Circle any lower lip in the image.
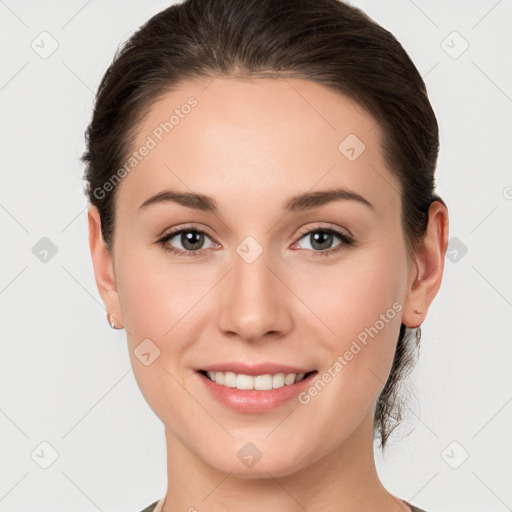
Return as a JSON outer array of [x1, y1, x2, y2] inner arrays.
[[196, 370, 318, 413]]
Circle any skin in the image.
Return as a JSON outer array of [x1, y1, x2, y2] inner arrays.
[[88, 77, 449, 512]]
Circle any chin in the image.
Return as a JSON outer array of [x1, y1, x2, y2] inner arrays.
[[206, 450, 309, 479]]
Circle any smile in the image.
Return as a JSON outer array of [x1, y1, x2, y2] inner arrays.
[[199, 370, 316, 390]]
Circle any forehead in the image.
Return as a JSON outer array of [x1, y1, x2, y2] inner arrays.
[[117, 76, 400, 219]]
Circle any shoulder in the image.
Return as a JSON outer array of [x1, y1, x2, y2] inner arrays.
[[138, 500, 160, 512]]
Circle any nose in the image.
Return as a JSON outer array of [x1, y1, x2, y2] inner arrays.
[[216, 248, 294, 343]]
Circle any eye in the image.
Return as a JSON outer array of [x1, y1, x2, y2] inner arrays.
[[158, 224, 354, 258], [158, 225, 218, 257], [293, 227, 354, 258]]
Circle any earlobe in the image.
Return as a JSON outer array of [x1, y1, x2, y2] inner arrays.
[[402, 200, 449, 328], [87, 205, 124, 328]]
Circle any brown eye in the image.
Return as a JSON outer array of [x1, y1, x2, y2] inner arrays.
[[294, 227, 354, 258], [159, 227, 217, 257], [174, 230, 206, 251], [302, 230, 336, 251]]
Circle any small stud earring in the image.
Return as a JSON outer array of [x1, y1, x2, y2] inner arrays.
[[107, 312, 120, 329], [414, 309, 423, 315]]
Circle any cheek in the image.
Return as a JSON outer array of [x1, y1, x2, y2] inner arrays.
[[114, 241, 186, 336], [301, 278, 403, 432], [114, 245, 208, 377], [114, 250, 197, 418], [302, 246, 405, 342], [305, 240, 406, 392]]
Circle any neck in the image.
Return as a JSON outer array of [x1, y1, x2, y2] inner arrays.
[[161, 409, 410, 512]]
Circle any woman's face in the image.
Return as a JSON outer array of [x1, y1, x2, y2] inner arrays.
[[90, 77, 426, 476]]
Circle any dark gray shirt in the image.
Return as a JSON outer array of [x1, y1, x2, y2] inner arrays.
[[139, 499, 429, 511]]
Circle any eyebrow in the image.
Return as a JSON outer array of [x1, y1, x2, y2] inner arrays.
[[138, 187, 375, 214]]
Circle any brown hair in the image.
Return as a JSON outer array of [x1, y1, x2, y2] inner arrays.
[[81, 0, 445, 449]]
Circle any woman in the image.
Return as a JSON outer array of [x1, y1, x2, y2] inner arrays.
[[83, 0, 449, 510]]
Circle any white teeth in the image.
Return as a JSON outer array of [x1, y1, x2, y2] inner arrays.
[[284, 373, 296, 385], [237, 374, 254, 390], [205, 371, 308, 390], [271, 373, 285, 389], [224, 371, 237, 387]]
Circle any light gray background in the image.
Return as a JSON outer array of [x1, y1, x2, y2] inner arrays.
[[1, 1, 511, 511]]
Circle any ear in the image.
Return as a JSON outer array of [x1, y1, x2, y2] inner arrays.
[[402, 200, 449, 328], [88, 205, 124, 328]]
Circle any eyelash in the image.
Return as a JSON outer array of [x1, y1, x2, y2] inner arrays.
[[157, 224, 354, 259]]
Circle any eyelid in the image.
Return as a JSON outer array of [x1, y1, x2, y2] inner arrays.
[[158, 222, 354, 257], [296, 223, 353, 239], [159, 222, 215, 239], [157, 223, 219, 257]]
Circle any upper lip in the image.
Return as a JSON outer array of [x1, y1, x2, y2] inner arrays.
[[198, 362, 316, 376]]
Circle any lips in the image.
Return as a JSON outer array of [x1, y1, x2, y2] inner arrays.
[[197, 367, 319, 413], [198, 362, 315, 376]]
